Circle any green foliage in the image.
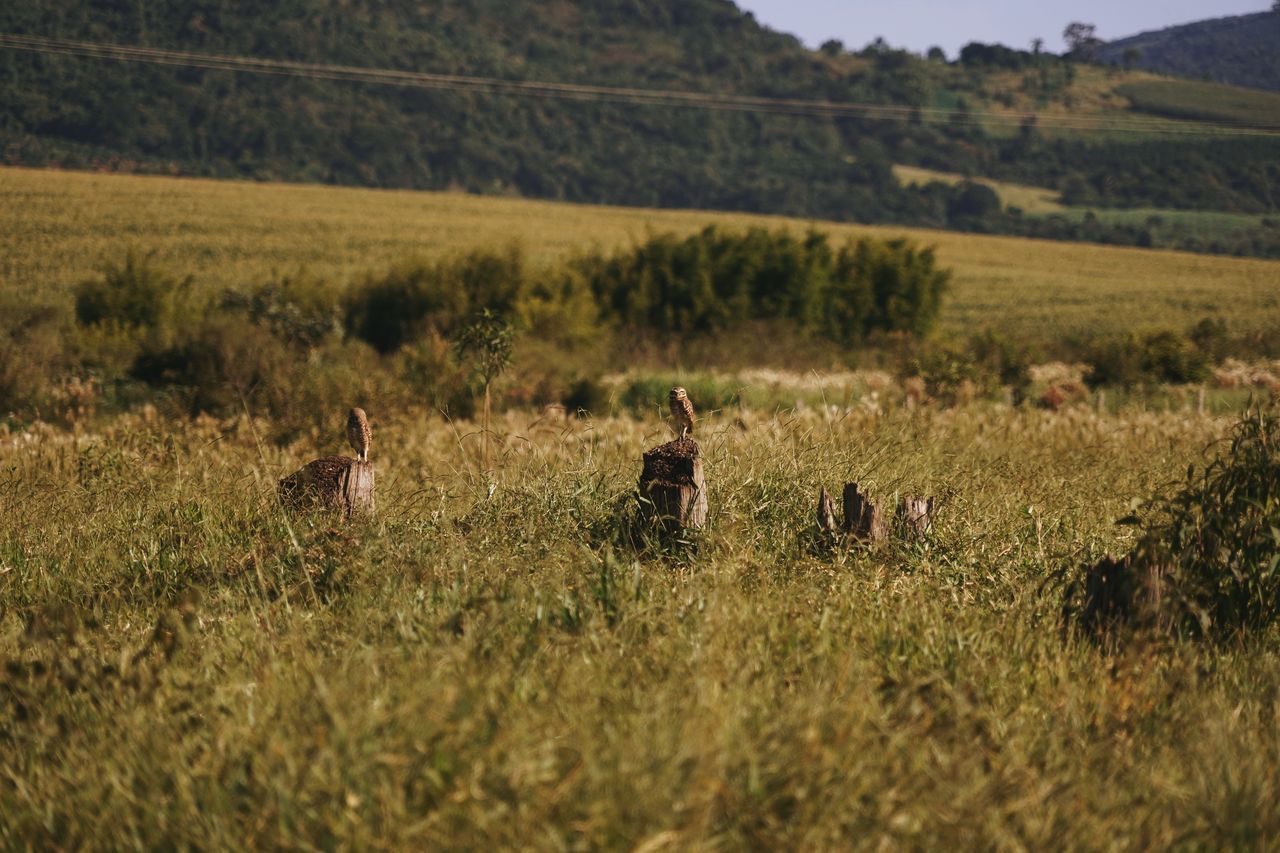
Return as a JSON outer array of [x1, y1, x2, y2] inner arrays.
[[1085, 329, 1211, 388], [345, 249, 523, 354], [0, 304, 73, 417], [129, 318, 291, 416], [947, 182, 1002, 220], [585, 227, 950, 344], [1097, 12, 1280, 93], [73, 251, 195, 348], [220, 273, 345, 350], [454, 309, 515, 388], [1065, 405, 1280, 640], [905, 331, 1034, 404]]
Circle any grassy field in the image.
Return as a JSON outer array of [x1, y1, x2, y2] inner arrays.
[[5, 397, 1280, 847], [974, 67, 1229, 140], [4, 163, 1280, 847], [4, 166, 1280, 346], [891, 163, 1279, 240], [1117, 79, 1280, 129], [892, 164, 1068, 214]]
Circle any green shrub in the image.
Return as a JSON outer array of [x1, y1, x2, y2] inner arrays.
[[563, 377, 611, 418], [73, 252, 196, 348], [129, 318, 292, 416], [583, 227, 949, 346], [1187, 317, 1230, 362], [398, 334, 474, 419], [905, 331, 1035, 404], [0, 304, 72, 417], [1064, 405, 1280, 641], [1085, 330, 1210, 388], [345, 248, 524, 354], [220, 272, 345, 350], [947, 181, 1002, 221]]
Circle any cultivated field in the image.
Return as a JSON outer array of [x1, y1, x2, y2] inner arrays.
[[4, 166, 1280, 345]]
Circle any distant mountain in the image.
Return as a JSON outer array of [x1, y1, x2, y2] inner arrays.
[[1098, 12, 1280, 93]]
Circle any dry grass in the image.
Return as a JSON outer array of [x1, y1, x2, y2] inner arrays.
[[892, 164, 1067, 214], [4, 166, 1280, 346], [3, 398, 1279, 847]]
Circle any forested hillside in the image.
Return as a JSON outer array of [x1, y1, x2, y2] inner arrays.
[[1, 1, 1278, 243], [1098, 12, 1280, 94]]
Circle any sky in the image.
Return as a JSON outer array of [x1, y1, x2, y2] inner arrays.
[[734, 1, 1270, 57]]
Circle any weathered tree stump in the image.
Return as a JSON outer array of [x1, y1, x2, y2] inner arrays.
[[816, 486, 838, 534], [814, 483, 934, 549], [638, 438, 708, 533], [1067, 553, 1169, 641], [278, 457, 376, 520], [842, 482, 887, 544], [896, 495, 935, 542]]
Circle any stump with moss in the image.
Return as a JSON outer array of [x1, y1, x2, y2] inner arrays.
[[278, 457, 376, 520], [638, 438, 708, 533]]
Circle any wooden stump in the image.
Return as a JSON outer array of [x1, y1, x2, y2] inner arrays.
[[816, 486, 838, 534], [842, 482, 887, 544], [815, 483, 934, 549], [278, 457, 375, 520], [896, 495, 934, 541], [1069, 553, 1169, 640], [638, 438, 708, 533]]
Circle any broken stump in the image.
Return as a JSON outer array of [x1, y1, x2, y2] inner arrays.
[[842, 482, 887, 544], [896, 495, 935, 542], [278, 457, 376, 520], [814, 483, 935, 549], [638, 438, 708, 533], [816, 486, 838, 534], [1066, 552, 1169, 641]]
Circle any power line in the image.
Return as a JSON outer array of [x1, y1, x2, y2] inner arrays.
[[2, 32, 1279, 137]]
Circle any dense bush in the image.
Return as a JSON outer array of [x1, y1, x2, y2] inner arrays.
[[1085, 329, 1211, 388], [344, 248, 523, 354], [583, 227, 949, 345], [1064, 405, 1280, 641], [220, 273, 345, 350], [947, 182, 1002, 222], [905, 330, 1035, 404], [0, 304, 73, 418], [73, 252, 196, 349]]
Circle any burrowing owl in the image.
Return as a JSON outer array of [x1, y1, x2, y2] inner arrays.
[[347, 407, 371, 461], [668, 386, 695, 440]]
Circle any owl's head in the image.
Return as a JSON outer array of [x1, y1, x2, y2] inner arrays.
[[348, 407, 369, 428], [669, 386, 688, 401]]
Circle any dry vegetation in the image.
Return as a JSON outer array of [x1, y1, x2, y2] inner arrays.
[[5, 396, 1280, 847], [4, 166, 1280, 847]]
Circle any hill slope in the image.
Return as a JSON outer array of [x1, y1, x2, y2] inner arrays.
[[0, 1, 1277, 232], [1099, 12, 1280, 93]]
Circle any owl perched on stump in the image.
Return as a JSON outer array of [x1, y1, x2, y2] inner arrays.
[[668, 386, 695, 440], [278, 407, 375, 519], [347, 407, 371, 461]]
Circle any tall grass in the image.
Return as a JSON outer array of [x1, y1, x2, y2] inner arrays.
[[2, 401, 1279, 847]]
